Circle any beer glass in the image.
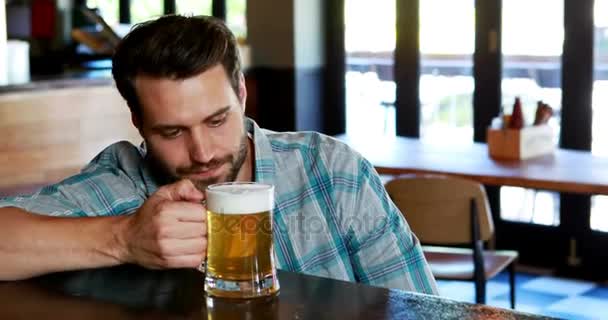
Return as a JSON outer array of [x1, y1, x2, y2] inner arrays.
[[204, 182, 279, 298]]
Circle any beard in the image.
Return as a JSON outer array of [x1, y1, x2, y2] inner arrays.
[[145, 132, 249, 192]]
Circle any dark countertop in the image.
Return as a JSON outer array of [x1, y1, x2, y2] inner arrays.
[[0, 69, 113, 94], [0, 265, 555, 320]]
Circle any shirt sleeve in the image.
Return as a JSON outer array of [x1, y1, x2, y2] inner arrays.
[[345, 158, 438, 295], [0, 142, 147, 217]]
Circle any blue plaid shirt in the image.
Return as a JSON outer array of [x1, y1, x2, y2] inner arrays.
[[0, 119, 437, 294]]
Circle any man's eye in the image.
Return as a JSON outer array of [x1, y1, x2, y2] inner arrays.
[[209, 114, 228, 127], [161, 129, 182, 138]]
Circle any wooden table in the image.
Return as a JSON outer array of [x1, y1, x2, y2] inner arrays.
[[335, 134, 608, 195], [0, 265, 551, 319]]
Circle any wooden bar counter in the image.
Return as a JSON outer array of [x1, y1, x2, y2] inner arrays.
[[0, 265, 554, 319]]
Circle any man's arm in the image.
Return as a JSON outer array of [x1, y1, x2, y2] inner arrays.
[[0, 180, 208, 281], [346, 159, 438, 294], [0, 207, 127, 280]]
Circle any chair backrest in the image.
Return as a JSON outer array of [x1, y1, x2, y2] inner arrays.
[[385, 175, 494, 245]]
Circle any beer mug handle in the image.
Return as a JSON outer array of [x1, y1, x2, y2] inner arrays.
[[199, 198, 207, 274]]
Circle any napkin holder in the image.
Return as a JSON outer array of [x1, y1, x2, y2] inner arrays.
[[487, 125, 554, 160]]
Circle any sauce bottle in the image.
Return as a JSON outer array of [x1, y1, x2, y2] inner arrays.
[[509, 97, 524, 129]]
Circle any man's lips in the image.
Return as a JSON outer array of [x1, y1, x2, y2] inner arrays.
[[184, 163, 225, 180]]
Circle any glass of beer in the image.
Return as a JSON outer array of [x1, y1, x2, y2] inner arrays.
[[204, 182, 279, 298]]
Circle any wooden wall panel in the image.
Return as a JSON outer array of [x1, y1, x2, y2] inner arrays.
[[0, 85, 142, 195]]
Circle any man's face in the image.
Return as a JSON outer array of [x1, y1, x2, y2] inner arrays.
[[134, 64, 249, 191]]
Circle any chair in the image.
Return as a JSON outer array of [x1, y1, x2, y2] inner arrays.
[[385, 175, 518, 308]]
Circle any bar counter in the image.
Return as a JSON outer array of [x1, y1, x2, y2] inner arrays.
[[0, 265, 554, 319]]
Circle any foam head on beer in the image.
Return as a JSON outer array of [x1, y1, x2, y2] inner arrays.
[[206, 183, 274, 214]]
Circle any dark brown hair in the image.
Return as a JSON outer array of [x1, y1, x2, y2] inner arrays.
[[112, 15, 241, 117]]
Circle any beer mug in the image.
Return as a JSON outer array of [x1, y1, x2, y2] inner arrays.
[[204, 182, 280, 298]]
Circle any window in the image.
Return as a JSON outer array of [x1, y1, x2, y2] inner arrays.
[[499, 0, 563, 226], [176, 0, 212, 16], [226, 0, 247, 40], [419, 0, 475, 145], [591, 0, 608, 232], [86, 0, 119, 26], [344, 0, 396, 137], [131, 0, 163, 24]]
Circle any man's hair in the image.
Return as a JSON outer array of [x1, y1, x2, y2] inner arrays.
[[112, 15, 242, 118]]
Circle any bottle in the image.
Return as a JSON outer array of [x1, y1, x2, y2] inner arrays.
[[509, 97, 524, 129], [533, 100, 553, 125]]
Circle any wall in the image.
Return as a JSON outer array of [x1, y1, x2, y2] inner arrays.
[[247, 0, 325, 132], [0, 85, 141, 195], [247, 0, 295, 68]]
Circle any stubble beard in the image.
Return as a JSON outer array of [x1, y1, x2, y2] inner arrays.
[[146, 132, 249, 192]]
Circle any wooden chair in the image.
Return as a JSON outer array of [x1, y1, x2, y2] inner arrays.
[[385, 175, 518, 308]]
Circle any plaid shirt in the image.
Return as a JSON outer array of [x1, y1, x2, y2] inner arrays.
[[0, 119, 437, 294]]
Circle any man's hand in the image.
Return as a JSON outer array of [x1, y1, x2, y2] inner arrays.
[[117, 179, 207, 269]]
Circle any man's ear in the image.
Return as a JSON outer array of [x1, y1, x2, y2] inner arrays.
[[131, 112, 143, 136], [238, 72, 247, 111]]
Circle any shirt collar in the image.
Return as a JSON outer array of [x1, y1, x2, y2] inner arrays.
[[247, 118, 277, 187]]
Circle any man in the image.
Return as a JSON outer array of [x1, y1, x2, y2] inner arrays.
[[0, 15, 437, 294]]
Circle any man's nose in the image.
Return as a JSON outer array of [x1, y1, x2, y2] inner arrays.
[[189, 129, 214, 164]]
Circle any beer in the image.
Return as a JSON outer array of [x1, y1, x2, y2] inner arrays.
[[204, 182, 279, 298], [206, 210, 273, 280]]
